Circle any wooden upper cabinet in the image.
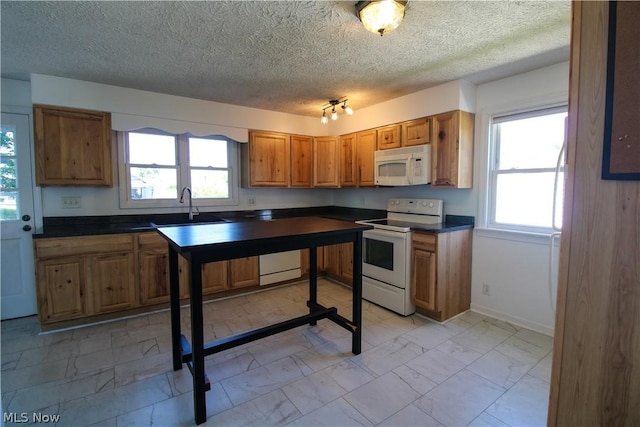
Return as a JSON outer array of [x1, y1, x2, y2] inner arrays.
[[356, 129, 376, 187], [290, 135, 313, 187], [248, 130, 291, 187], [377, 124, 401, 150], [402, 117, 431, 146], [339, 133, 357, 187], [313, 136, 340, 187], [431, 110, 474, 188], [34, 104, 112, 186]]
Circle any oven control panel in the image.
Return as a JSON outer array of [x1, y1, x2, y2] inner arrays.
[[387, 198, 443, 216]]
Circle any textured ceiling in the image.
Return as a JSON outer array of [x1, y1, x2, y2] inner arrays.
[[1, 1, 571, 117]]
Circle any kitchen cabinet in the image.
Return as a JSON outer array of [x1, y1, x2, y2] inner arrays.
[[247, 130, 291, 187], [431, 110, 474, 188], [402, 117, 431, 146], [290, 135, 313, 187], [229, 257, 259, 288], [33, 104, 112, 186], [34, 234, 136, 324], [339, 133, 357, 187], [411, 229, 472, 321], [377, 124, 401, 150], [313, 136, 340, 187], [324, 242, 353, 286], [339, 130, 376, 187], [356, 129, 376, 187]]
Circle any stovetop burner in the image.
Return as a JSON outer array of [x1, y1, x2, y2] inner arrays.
[[356, 198, 444, 233]]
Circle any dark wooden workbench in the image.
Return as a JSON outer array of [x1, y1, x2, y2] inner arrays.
[[156, 216, 371, 425]]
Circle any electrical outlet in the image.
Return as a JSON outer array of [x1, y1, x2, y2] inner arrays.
[[482, 283, 490, 296], [61, 196, 81, 209], [247, 197, 256, 206]]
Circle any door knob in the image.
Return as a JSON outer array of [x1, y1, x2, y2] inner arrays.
[[22, 214, 31, 221], [23, 225, 32, 231]]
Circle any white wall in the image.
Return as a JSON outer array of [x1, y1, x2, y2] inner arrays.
[[470, 62, 569, 336]]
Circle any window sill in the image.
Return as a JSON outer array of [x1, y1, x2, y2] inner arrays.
[[474, 227, 557, 245]]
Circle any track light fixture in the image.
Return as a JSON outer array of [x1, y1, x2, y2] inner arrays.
[[321, 98, 354, 124]]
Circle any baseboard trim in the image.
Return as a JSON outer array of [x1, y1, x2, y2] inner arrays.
[[470, 303, 555, 337]]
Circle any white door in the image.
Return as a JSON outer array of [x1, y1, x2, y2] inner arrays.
[[1, 112, 37, 319]]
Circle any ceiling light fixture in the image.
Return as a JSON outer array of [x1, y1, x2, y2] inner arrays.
[[321, 98, 354, 124], [356, 0, 407, 36]]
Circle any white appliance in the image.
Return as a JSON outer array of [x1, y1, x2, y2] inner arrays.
[[374, 145, 432, 186], [356, 198, 444, 315], [259, 250, 301, 286]]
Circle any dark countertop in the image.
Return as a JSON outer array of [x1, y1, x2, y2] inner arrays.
[[33, 207, 473, 238]]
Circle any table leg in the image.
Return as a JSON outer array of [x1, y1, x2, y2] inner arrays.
[[308, 246, 318, 326], [168, 248, 182, 371], [189, 255, 207, 424], [352, 232, 363, 355]]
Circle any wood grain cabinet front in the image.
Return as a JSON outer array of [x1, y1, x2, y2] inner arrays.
[[411, 230, 472, 321], [313, 136, 340, 187], [377, 124, 401, 150], [34, 234, 136, 324], [431, 110, 474, 188], [248, 131, 291, 187], [324, 242, 353, 286], [33, 104, 112, 186], [401, 117, 431, 147]]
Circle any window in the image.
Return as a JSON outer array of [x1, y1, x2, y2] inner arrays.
[[488, 106, 567, 233], [119, 129, 238, 208], [0, 127, 18, 220]]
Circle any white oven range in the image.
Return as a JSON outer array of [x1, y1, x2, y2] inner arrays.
[[356, 198, 443, 316]]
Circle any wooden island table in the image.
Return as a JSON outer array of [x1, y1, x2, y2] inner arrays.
[[156, 216, 371, 424]]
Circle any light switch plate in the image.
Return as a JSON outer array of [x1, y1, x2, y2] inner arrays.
[[61, 196, 81, 208]]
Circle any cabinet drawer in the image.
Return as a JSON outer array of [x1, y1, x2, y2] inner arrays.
[[35, 234, 134, 259], [137, 232, 168, 249], [412, 233, 436, 251]]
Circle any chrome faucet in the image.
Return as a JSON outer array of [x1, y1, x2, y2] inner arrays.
[[179, 186, 199, 220]]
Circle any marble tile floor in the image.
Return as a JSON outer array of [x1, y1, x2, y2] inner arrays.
[[1, 279, 553, 426]]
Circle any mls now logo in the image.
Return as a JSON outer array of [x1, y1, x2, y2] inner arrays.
[[3, 412, 61, 423]]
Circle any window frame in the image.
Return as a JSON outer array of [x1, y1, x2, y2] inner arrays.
[[117, 129, 239, 209], [486, 105, 567, 235]]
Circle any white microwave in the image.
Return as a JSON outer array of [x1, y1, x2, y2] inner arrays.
[[374, 144, 431, 186]]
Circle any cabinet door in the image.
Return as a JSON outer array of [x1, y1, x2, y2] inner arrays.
[[402, 117, 431, 146], [340, 133, 357, 187], [300, 248, 324, 275], [36, 257, 86, 323], [377, 125, 401, 150], [91, 252, 136, 313], [431, 111, 474, 188], [249, 131, 291, 187], [324, 245, 341, 279], [139, 249, 170, 305], [339, 242, 354, 286], [411, 247, 437, 312], [33, 104, 112, 186], [230, 257, 259, 288], [313, 136, 340, 187], [356, 129, 376, 187], [290, 135, 313, 187], [201, 261, 229, 294]]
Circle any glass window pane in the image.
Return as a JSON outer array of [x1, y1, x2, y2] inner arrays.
[[189, 138, 227, 168], [1, 157, 17, 189], [128, 132, 176, 165], [0, 191, 19, 220], [130, 167, 177, 199], [1, 129, 16, 156], [190, 169, 229, 198], [496, 112, 566, 170], [495, 172, 559, 228]]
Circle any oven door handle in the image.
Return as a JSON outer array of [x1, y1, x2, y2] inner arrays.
[[364, 229, 407, 240]]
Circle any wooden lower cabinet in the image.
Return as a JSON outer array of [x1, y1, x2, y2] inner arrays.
[[324, 242, 353, 286], [34, 234, 136, 324], [36, 257, 86, 323], [229, 257, 259, 288], [411, 230, 472, 321], [91, 252, 136, 313]]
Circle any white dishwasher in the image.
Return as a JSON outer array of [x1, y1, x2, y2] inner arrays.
[[259, 250, 302, 285]]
